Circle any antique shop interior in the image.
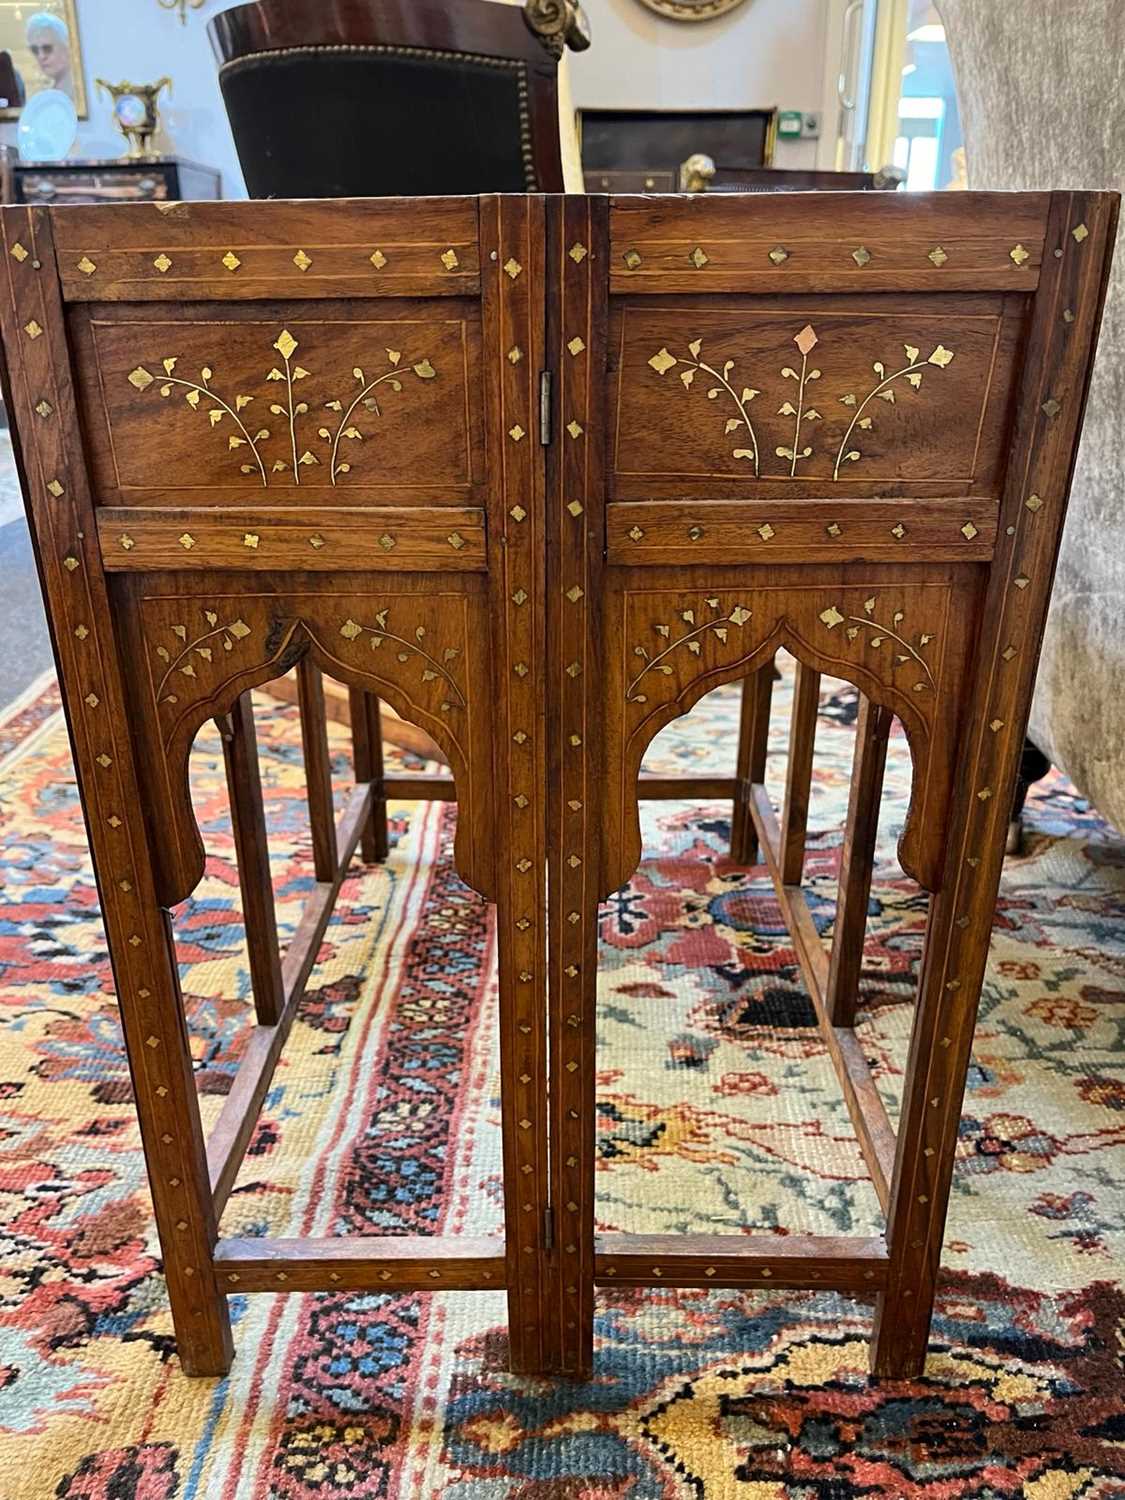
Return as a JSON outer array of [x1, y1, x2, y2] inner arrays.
[[0, 1, 1122, 1495]]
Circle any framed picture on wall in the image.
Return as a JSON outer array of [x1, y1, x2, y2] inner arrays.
[[0, 1, 88, 121]]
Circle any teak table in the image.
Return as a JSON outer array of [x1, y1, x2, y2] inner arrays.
[[0, 189, 1114, 1381]]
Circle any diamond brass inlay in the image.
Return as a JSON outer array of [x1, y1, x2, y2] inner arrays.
[[1009, 243, 1030, 266], [1072, 222, 1089, 243], [293, 249, 312, 271], [378, 533, 396, 551], [221, 251, 241, 272], [503, 257, 523, 279], [77, 256, 96, 275], [566, 500, 583, 517], [119, 534, 135, 550], [622, 249, 642, 269], [47, 479, 63, 497], [566, 585, 584, 602], [825, 522, 841, 537], [34, 399, 52, 418], [24, 320, 42, 340], [512, 588, 528, 606], [960, 521, 979, 540], [440, 248, 459, 270], [566, 420, 583, 439], [852, 246, 871, 267], [507, 345, 523, 364], [1025, 493, 1043, 512], [309, 533, 325, 548], [757, 523, 774, 541], [768, 246, 788, 264], [891, 522, 906, 539], [567, 336, 586, 356], [688, 525, 703, 541], [568, 242, 588, 263], [63, 554, 79, 570], [509, 424, 526, 442], [1041, 398, 1061, 418], [370, 249, 387, 269], [10, 242, 28, 262], [128, 366, 154, 391], [928, 245, 948, 266], [243, 532, 260, 549], [153, 253, 172, 273], [689, 246, 709, 268], [510, 504, 527, 522], [178, 533, 195, 550], [447, 532, 465, 550], [628, 526, 644, 541]]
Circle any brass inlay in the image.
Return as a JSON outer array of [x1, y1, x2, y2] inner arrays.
[[627, 600, 752, 703], [447, 532, 466, 550], [928, 246, 948, 266], [1013, 575, 1030, 590], [688, 526, 703, 541], [119, 534, 135, 550], [510, 504, 527, 521], [825, 522, 841, 537], [960, 521, 979, 540], [221, 251, 241, 272], [74, 625, 89, 639], [513, 662, 529, 677], [648, 336, 761, 473], [819, 593, 935, 689], [512, 589, 528, 605], [568, 242, 588, 263], [63, 556, 79, 570], [1041, 398, 1061, 418], [24, 320, 42, 340], [440, 248, 460, 270], [566, 585, 584, 602], [178, 533, 196, 549], [129, 329, 435, 486], [1071, 223, 1089, 243], [34, 399, 52, 418], [757, 523, 775, 541], [309, 534, 325, 548], [1025, 494, 1043, 512], [77, 256, 97, 275], [768, 246, 788, 265], [338, 612, 465, 705], [370, 249, 387, 269], [1001, 645, 1017, 661], [153, 254, 172, 273], [775, 324, 821, 475], [243, 532, 260, 549], [292, 249, 312, 272], [852, 246, 871, 267], [835, 341, 954, 479], [567, 336, 585, 356], [508, 345, 523, 364], [378, 534, 396, 551], [503, 257, 523, 279], [627, 526, 643, 541], [154, 612, 251, 705], [622, 249, 642, 270], [10, 242, 28, 262], [566, 419, 584, 439], [689, 246, 709, 269], [1009, 244, 1030, 266], [509, 424, 526, 442]]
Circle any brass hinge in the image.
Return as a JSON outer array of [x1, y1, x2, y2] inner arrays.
[[539, 369, 553, 446], [542, 1204, 555, 1252]]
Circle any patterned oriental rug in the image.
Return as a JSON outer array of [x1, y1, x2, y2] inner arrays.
[[0, 664, 1122, 1499]]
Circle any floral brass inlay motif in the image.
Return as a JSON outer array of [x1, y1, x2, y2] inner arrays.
[[818, 594, 936, 690], [154, 611, 252, 705], [338, 612, 465, 709], [626, 599, 752, 703], [127, 329, 436, 487], [648, 326, 956, 479]]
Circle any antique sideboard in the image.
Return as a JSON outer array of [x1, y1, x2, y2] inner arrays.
[[0, 188, 1114, 1381]]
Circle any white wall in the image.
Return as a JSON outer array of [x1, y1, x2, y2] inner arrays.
[[1, 0, 246, 196], [0, 0, 828, 193], [569, 0, 827, 169]]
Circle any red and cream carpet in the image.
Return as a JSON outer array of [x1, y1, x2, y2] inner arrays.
[[0, 664, 1122, 1498]]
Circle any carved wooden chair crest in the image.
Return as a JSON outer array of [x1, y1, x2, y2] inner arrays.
[[0, 186, 1114, 1381]]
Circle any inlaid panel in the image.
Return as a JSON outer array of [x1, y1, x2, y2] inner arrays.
[[72, 302, 481, 505], [610, 293, 1025, 499]]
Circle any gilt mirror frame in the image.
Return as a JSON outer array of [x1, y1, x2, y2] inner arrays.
[[0, 0, 88, 123]]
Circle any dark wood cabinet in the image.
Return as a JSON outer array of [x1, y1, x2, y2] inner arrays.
[[9, 155, 220, 206]]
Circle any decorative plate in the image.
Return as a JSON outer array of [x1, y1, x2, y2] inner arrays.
[[635, 0, 750, 21]]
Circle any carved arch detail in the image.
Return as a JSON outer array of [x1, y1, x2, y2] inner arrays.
[[601, 578, 980, 898], [120, 585, 494, 906]]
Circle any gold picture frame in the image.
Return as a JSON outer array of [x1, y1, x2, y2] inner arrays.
[[0, 0, 88, 122]]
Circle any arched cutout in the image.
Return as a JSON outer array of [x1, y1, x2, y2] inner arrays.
[[115, 584, 496, 907], [600, 575, 980, 898]]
